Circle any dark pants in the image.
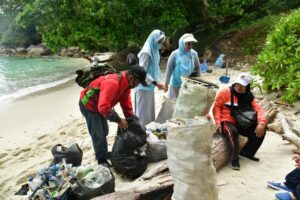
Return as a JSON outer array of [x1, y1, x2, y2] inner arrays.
[[79, 101, 108, 163], [221, 121, 265, 161], [285, 168, 300, 199]]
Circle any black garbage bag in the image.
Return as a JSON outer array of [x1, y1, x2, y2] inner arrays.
[[73, 176, 115, 200], [111, 118, 148, 179], [51, 143, 83, 167]]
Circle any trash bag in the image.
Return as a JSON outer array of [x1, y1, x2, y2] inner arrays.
[[73, 175, 115, 200], [111, 118, 148, 179], [146, 140, 167, 163], [51, 143, 83, 167]]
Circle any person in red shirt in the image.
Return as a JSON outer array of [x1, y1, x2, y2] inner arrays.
[[79, 65, 148, 165], [213, 73, 267, 170]]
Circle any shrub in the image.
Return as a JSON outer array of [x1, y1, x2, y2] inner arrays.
[[252, 9, 300, 103]]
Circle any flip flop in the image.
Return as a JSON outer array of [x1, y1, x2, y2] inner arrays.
[[275, 192, 296, 200], [268, 181, 293, 192]]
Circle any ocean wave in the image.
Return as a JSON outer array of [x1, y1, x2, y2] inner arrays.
[[0, 76, 75, 102]]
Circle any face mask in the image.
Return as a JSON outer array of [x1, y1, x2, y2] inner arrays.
[[129, 77, 136, 89], [157, 43, 162, 49]]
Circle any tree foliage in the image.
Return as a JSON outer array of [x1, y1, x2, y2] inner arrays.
[[13, 0, 255, 51], [252, 8, 300, 103], [0, 0, 40, 47]]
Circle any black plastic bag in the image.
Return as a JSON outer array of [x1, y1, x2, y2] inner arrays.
[[51, 143, 83, 167], [111, 118, 148, 179], [73, 176, 115, 200]]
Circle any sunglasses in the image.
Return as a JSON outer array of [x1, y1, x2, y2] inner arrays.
[[185, 42, 193, 46]]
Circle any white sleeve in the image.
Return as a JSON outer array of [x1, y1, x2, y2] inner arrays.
[[139, 53, 154, 84], [165, 51, 177, 84]]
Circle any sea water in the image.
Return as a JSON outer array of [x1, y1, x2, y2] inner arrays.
[[0, 56, 88, 102]]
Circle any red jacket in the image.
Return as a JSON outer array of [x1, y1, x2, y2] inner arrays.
[[213, 87, 267, 125], [80, 71, 134, 122]]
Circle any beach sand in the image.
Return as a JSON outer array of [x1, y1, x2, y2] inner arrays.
[[0, 68, 296, 200]]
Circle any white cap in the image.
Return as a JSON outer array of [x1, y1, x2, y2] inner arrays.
[[235, 73, 252, 86], [182, 33, 198, 43]]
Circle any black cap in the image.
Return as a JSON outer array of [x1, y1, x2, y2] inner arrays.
[[128, 65, 148, 87]]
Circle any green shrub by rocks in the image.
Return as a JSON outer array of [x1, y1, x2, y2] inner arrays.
[[252, 9, 300, 103]]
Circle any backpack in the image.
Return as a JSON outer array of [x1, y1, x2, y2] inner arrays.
[[75, 64, 116, 88]]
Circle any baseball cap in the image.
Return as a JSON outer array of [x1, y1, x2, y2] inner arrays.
[[182, 33, 198, 43], [235, 73, 253, 86], [128, 65, 148, 87]]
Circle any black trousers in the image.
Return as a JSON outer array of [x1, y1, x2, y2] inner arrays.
[[221, 121, 265, 161], [285, 168, 300, 200]]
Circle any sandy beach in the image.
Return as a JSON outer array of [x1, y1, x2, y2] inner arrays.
[[0, 68, 297, 200]]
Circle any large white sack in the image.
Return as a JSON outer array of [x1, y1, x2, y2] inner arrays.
[[172, 77, 218, 119], [167, 117, 218, 200]]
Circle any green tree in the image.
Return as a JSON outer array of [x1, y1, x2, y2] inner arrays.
[[252, 8, 300, 103], [15, 0, 255, 51], [0, 0, 40, 47]]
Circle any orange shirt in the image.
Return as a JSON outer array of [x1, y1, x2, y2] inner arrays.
[[213, 87, 267, 125]]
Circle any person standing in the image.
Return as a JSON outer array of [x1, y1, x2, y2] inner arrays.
[[213, 73, 267, 170], [79, 65, 148, 164], [135, 29, 167, 128], [164, 33, 200, 98]]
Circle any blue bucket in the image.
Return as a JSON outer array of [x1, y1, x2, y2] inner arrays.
[[219, 76, 230, 83]]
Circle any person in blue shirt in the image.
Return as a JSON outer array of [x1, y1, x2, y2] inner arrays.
[[135, 30, 167, 128], [215, 54, 225, 68], [164, 33, 200, 98]]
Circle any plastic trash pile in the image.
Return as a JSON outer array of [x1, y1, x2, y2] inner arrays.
[[27, 162, 113, 199]]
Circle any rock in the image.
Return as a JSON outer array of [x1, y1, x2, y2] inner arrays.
[[16, 47, 27, 54], [27, 46, 46, 56]]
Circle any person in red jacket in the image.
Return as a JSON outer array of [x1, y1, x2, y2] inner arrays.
[[79, 65, 148, 165], [213, 73, 267, 170]]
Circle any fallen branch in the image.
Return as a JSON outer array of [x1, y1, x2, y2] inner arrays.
[[279, 115, 300, 153]]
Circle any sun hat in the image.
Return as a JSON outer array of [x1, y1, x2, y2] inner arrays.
[[182, 33, 198, 43], [235, 73, 253, 86]]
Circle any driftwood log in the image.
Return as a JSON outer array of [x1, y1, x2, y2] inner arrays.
[[275, 113, 300, 153], [94, 98, 277, 200]]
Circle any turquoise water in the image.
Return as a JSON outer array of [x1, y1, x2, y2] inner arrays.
[[0, 56, 88, 101]]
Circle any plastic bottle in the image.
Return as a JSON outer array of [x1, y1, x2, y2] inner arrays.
[[49, 164, 60, 176], [83, 171, 98, 188], [28, 176, 43, 191], [75, 166, 86, 180], [47, 174, 61, 188]]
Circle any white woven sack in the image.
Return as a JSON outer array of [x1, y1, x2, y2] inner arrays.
[[167, 117, 218, 200], [172, 77, 217, 119]]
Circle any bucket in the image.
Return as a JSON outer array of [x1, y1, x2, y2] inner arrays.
[[219, 76, 230, 83]]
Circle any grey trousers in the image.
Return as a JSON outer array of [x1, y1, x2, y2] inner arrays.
[[134, 89, 155, 128]]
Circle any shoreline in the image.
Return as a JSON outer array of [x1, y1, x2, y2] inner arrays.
[[0, 79, 83, 150]]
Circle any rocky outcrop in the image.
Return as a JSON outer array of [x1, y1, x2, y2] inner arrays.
[[0, 44, 85, 57]]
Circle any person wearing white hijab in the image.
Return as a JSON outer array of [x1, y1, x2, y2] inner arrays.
[[135, 30, 167, 128], [165, 33, 200, 98]]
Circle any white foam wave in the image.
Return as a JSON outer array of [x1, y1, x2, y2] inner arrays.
[[0, 76, 75, 102]]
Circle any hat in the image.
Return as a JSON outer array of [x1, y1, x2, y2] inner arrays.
[[235, 73, 253, 86], [128, 65, 148, 87], [182, 33, 198, 43]]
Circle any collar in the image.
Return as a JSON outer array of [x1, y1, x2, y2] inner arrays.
[[120, 71, 130, 90]]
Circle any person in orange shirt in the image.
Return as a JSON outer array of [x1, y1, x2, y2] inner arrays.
[[213, 73, 267, 170]]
